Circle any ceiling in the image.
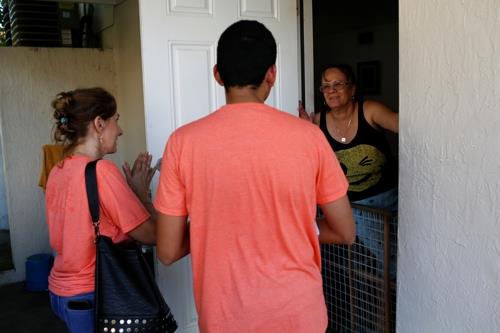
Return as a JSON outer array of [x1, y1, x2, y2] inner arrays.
[[35, 0, 120, 4], [313, 0, 398, 34]]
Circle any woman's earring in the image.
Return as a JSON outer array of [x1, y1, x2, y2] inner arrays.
[[98, 136, 103, 144], [323, 100, 327, 105]]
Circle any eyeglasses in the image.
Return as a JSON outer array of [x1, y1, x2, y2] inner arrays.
[[319, 81, 351, 93]]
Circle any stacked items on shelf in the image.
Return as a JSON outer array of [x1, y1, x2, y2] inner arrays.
[[1, 0, 12, 46], [58, 2, 79, 47], [8, 0, 60, 47]]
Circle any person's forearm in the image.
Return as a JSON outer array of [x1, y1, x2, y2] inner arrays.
[[176, 228, 190, 261], [141, 195, 158, 222], [318, 196, 356, 244], [317, 217, 355, 244], [133, 186, 157, 222], [170, 221, 190, 262], [157, 219, 190, 265]]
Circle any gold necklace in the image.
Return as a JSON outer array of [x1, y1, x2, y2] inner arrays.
[[339, 117, 352, 143], [330, 107, 354, 143]]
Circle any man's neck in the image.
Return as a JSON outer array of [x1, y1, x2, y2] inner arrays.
[[225, 85, 269, 104]]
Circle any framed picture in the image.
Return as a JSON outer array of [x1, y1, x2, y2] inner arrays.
[[357, 61, 380, 95]]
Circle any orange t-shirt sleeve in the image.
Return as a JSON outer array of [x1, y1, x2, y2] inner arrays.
[[154, 133, 188, 216], [96, 160, 150, 236], [315, 131, 349, 204]]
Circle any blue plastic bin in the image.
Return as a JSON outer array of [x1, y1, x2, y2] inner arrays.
[[25, 253, 54, 291]]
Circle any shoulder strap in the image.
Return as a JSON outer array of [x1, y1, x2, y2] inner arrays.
[[85, 160, 100, 235]]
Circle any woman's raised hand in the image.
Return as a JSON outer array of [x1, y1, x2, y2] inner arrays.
[[123, 152, 156, 203], [298, 100, 314, 122]]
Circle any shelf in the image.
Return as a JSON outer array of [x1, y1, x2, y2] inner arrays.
[[34, 0, 121, 5]]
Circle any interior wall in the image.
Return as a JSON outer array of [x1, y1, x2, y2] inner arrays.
[[314, 23, 399, 112], [72, 0, 146, 167], [93, 3, 115, 49], [398, 0, 500, 331], [0, 141, 8, 230], [112, 0, 147, 166], [0, 48, 116, 284]]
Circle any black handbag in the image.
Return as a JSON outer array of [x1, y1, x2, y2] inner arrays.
[[85, 160, 178, 333]]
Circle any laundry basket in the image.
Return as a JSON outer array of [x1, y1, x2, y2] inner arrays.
[[25, 253, 54, 292]]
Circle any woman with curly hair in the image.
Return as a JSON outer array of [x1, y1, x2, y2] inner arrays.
[[45, 87, 156, 333]]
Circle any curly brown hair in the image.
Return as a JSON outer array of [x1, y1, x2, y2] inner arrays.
[[52, 87, 116, 155]]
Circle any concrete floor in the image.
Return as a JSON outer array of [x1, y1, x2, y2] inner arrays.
[[0, 282, 67, 333]]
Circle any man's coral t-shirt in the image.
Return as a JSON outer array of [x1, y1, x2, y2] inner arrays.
[[45, 156, 150, 296], [155, 103, 348, 332]]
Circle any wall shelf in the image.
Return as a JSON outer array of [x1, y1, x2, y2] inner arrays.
[[35, 0, 121, 5]]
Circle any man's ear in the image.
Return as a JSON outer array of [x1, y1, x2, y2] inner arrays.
[[265, 65, 277, 88], [213, 65, 224, 86]]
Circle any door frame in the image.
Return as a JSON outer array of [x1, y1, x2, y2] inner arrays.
[[300, 0, 315, 114]]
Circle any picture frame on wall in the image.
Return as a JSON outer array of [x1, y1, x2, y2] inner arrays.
[[357, 61, 381, 95]]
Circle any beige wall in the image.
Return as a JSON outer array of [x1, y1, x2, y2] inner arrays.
[[398, 0, 500, 331], [0, 48, 116, 284], [0, 0, 145, 285], [90, 0, 147, 164], [112, 0, 147, 165]]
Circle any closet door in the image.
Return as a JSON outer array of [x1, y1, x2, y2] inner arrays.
[[139, 1, 300, 331]]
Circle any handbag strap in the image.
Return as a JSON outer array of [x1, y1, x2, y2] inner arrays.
[[84, 159, 101, 237]]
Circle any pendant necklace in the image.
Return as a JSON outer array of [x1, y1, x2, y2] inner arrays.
[[340, 116, 352, 142], [332, 108, 354, 143]]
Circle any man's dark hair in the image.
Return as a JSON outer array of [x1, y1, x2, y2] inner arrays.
[[216, 20, 277, 89]]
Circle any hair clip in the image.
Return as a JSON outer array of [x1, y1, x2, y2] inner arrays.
[[60, 116, 69, 125]]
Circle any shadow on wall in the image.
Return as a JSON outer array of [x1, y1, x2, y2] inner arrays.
[[0, 133, 13, 271], [0, 143, 8, 230]]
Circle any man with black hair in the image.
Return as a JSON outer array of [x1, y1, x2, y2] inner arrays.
[[154, 20, 355, 332]]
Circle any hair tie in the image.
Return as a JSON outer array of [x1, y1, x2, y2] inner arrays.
[[59, 116, 69, 125]]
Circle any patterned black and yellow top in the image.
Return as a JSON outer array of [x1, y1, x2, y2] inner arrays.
[[319, 100, 396, 201]]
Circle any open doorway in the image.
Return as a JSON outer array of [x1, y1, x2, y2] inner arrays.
[[306, 0, 399, 332]]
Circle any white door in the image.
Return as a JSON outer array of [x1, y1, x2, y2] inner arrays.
[[139, 1, 300, 332]]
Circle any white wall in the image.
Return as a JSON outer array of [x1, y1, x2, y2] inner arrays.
[[398, 0, 500, 331], [0, 48, 116, 284]]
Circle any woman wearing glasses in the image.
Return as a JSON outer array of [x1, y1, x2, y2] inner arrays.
[[300, 64, 399, 331], [299, 64, 398, 282], [299, 63, 398, 209]]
